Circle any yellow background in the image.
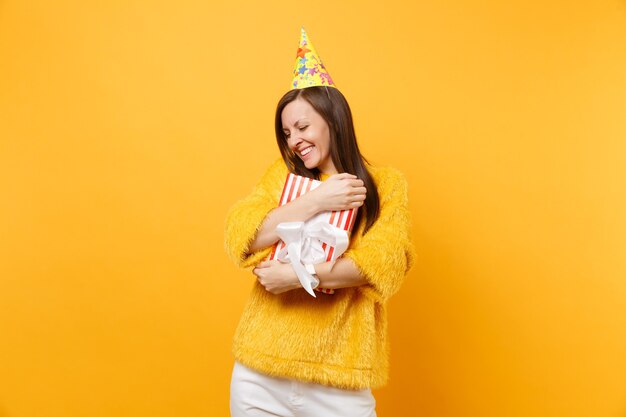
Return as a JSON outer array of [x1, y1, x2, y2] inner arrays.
[[1, 0, 625, 416]]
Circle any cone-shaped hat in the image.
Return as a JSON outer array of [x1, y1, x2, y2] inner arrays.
[[291, 27, 336, 89]]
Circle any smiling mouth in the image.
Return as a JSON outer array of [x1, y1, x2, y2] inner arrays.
[[300, 146, 314, 157]]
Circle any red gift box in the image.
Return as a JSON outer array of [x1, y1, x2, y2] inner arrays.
[[268, 173, 358, 295]]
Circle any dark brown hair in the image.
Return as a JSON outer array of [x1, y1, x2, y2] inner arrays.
[[274, 86, 380, 235]]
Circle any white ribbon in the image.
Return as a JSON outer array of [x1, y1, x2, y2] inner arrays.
[[275, 221, 350, 297]]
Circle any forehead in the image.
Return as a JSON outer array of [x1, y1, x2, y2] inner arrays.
[[281, 98, 318, 127]]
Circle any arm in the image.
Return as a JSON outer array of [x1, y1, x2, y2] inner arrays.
[[225, 159, 366, 270], [247, 172, 366, 253], [224, 158, 287, 269], [341, 169, 416, 303], [247, 192, 320, 253], [314, 257, 368, 289], [252, 257, 368, 295]]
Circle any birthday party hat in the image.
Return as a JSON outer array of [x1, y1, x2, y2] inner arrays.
[[291, 27, 336, 89]]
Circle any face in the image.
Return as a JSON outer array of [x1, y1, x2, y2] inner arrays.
[[281, 97, 337, 175]]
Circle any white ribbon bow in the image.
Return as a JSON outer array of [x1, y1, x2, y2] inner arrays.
[[275, 221, 350, 297]]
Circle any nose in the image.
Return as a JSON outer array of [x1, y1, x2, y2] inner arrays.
[[287, 131, 302, 150]]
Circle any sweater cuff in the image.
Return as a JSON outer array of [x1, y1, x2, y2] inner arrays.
[[342, 251, 388, 303]]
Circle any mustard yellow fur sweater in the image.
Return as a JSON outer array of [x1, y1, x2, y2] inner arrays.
[[224, 157, 416, 390]]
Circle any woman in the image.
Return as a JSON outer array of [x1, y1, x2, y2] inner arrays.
[[224, 29, 415, 417]]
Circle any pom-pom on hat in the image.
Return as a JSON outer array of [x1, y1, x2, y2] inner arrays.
[[291, 27, 336, 90]]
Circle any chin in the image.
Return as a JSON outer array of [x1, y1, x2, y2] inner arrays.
[[303, 159, 319, 170]]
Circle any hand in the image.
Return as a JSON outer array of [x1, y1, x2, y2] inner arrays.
[[253, 260, 301, 295], [308, 173, 366, 212]]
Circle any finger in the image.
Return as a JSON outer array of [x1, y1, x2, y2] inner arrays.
[[347, 179, 365, 187], [332, 173, 357, 180], [348, 186, 367, 195]]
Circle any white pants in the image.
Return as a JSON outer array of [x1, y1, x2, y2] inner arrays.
[[230, 361, 377, 417]]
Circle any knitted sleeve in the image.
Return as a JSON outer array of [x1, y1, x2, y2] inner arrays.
[[343, 168, 416, 303], [224, 157, 287, 269]]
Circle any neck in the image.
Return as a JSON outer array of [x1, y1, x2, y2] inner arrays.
[[319, 162, 338, 176]]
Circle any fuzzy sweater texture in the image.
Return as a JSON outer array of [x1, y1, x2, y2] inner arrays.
[[224, 157, 416, 390]]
